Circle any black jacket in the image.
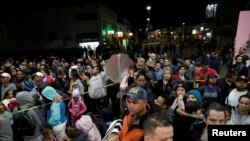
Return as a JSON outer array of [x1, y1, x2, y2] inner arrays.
[[190, 121, 206, 141]]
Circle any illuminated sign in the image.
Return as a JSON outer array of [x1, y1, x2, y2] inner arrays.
[[206, 3, 218, 18], [107, 30, 115, 35], [117, 32, 123, 37]]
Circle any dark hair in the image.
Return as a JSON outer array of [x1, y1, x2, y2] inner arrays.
[[185, 101, 201, 114], [70, 68, 80, 79], [42, 128, 54, 140], [93, 64, 103, 72], [226, 70, 237, 78], [4, 89, 15, 99], [136, 70, 149, 81], [43, 68, 51, 75], [204, 103, 226, 119], [66, 126, 82, 139], [161, 94, 172, 107], [184, 57, 191, 61], [155, 61, 161, 65], [238, 94, 250, 102], [143, 112, 173, 135], [224, 106, 231, 117]]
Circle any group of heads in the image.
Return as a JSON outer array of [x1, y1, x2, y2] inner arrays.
[[173, 81, 202, 102]]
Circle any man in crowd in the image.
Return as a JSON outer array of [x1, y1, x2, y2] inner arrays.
[[143, 113, 174, 141], [190, 103, 226, 141], [107, 86, 150, 141]]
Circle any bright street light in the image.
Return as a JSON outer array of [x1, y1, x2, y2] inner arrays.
[[146, 5, 151, 11]]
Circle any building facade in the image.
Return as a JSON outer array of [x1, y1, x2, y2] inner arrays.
[[0, 4, 131, 52]]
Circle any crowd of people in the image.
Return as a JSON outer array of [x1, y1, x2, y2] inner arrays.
[[0, 43, 250, 141]]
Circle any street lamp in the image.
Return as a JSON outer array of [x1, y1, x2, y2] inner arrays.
[[146, 5, 152, 27], [146, 5, 152, 41], [146, 5, 151, 11], [182, 22, 185, 42]]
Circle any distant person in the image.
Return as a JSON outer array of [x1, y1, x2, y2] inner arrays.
[[195, 61, 217, 87], [226, 75, 248, 108], [68, 88, 87, 127], [235, 46, 250, 67], [1, 72, 17, 101]]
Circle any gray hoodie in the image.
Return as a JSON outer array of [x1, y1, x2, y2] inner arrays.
[[0, 111, 13, 141], [14, 91, 43, 140]]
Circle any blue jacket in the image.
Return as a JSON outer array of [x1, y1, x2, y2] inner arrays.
[[42, 86, 67, 127], [47, 101, 67, 127]]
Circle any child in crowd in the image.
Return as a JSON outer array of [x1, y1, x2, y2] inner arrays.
[[63, 126, 88, 141], [41, 86, 67, 141], [68, 88, 87, 127], [42, 128, 56, 141], [2, 90, 18, 112]]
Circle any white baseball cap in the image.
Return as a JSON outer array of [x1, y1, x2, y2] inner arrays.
[[35, 72, 44, 78], [1, 72, 11, 78]]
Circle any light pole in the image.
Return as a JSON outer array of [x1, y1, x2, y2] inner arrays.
[[146, 5, 152, 41], [182, 22, 185, 42]]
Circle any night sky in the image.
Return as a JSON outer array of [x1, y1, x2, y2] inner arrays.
[[0, 0, 220, 29]]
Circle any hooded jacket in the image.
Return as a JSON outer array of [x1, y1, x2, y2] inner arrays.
[[42, 86, 67, 127], [118, 113, 145, 141], [0, 111, 13, 141], [1, 83, 17, 100], [76, 115, 101, 141], [14, 91, 43, 139]]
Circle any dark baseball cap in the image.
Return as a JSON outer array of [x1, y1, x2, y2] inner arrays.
[[125, 86, 147, 101], [236, 75, 248, 82]]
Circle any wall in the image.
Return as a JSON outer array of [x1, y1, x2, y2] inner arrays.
[[0, 4, 119, 52]]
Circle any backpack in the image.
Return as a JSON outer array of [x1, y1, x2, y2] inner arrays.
[[13, 107, 36, 136]]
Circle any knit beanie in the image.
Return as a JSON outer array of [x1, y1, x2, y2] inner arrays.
[[23, 80, 35, 92], [72, 88, 80, 98], [187, 89, 202, 103]]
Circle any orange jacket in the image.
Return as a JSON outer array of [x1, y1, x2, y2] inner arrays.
[[118, 113, 144, 141]]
